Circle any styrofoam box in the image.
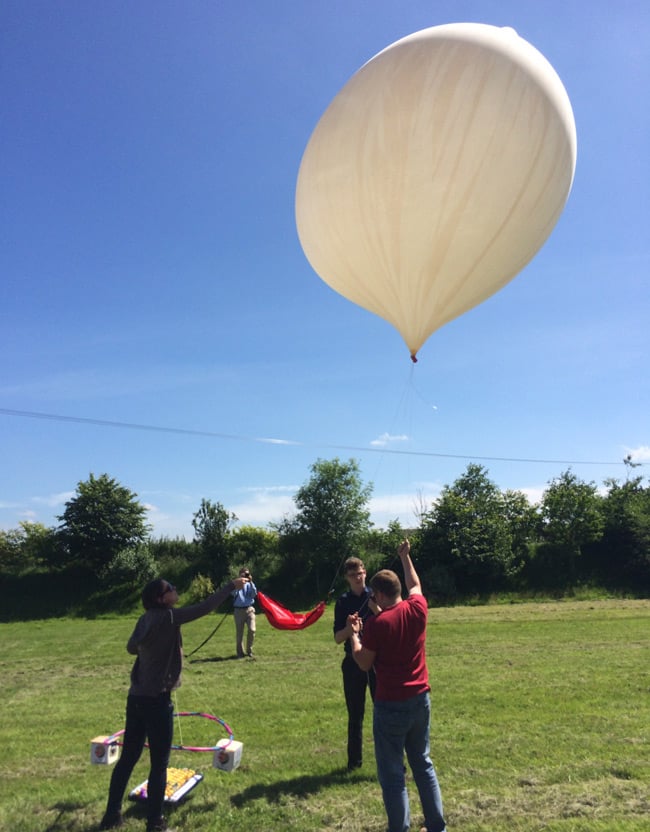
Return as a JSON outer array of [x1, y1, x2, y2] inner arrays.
[[90, 736, 121, 765], [212, 739, 243, 772]]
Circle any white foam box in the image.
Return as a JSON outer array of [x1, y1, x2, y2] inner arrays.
[[90, 736, 121, 765], [212, 739, 243, 772]]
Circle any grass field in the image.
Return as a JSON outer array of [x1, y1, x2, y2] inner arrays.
[[1, 598, 648, 832]]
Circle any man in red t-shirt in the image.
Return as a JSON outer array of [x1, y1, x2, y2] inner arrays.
[[349, 540, 446, 832]]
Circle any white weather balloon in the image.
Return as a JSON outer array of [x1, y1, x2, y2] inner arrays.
[[295, 23, 577, 360]]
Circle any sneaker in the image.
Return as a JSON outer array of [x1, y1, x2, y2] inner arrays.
[[98, 812, 124, 830]]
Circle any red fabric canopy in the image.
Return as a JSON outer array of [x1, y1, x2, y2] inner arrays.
[[257, 590, 326, 631]]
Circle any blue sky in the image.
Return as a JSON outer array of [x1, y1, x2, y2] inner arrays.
[[2, 0, 648, 540]]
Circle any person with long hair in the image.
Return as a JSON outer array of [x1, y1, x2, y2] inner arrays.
[[99, 573, 249, 832]]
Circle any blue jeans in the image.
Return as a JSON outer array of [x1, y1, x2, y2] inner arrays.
[[105, 692, 173, 823], [373, 692, 446, 832]]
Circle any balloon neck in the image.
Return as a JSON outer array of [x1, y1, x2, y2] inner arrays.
[[410, 354, 418, 364]]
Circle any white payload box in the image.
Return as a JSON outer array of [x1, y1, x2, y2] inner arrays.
[[90, 736, 121, 765], [212, 738, 243, 772]]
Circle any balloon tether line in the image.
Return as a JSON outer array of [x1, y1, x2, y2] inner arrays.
[[186, 611, 229, 659]]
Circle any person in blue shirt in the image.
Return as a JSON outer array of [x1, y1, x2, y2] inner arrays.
[[231, 567, 258, 658]]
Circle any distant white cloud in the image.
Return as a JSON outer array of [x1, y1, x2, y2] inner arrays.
[[0, 366, 236, 401], [369, 483, 441, 528], [258, 437, 301, 446], [230, 486, 297, 525], [32, 491, 74, 508], [140, 489, 195, 505], [519, 486, 545, 506], [0, 492, 73, 531], [370, 432, 409, 447], [144, 502, 175, 534], [624, 445, 650, 462]]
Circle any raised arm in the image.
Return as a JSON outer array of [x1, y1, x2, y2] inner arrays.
[[173, 576, 248, 625], [398, 539, 422, 596]]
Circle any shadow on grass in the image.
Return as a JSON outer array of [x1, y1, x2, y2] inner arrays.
[[230, 767, 372, 807], [43, 799, 148, 832], [188, 654, 249, 664], [43, 800, 85, 832], [47, 798, 155, 832]]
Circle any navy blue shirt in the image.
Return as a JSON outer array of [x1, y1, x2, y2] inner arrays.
[[334, 586, 374, 655]]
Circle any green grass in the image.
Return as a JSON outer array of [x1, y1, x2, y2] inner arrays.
[[1, 599, 649, 831]]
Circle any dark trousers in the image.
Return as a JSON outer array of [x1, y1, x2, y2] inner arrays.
[[105, 692, 173, 823], [342, 654, 376, 767]]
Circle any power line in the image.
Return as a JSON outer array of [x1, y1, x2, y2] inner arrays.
[[0, 407, 637, 467]]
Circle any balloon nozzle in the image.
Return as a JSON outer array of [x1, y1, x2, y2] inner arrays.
[[410, 354, 418, 364]]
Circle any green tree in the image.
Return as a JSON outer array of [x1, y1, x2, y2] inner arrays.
[[0, 522, 58, 573], [419, 464, 522, 597], [538, 469, 603, 586], [364, 518, 408, 558], [598, 475, 650, 589], [280, 458, 373, 595], [57, 473, 150, 570], [501, 489, 538, 568], [191, 498, 237, 584], [226, 525, 280, 586]]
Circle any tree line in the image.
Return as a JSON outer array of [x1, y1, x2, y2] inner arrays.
[[1, 458, 649, 619]]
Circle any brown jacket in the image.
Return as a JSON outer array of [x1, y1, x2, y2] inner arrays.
[[127, 582, 235, 696]]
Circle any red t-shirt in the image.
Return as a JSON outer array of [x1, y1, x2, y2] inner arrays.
[[362, 593, 430, 702]]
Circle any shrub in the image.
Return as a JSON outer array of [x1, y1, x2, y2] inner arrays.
[[185, 573, 215, 604], [101, 544, 158, 584]]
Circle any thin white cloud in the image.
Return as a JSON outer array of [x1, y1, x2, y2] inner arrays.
[[0, 492, 72, 531], [32, 491, 74, 508], [0, 366, 236, 401], [370, 432, 409, 447], [519, 486, 545, 506], [230, 488, 296, 525], [140, 490, 195, 505], [239, 485, 298, 494], [369, 485, 441, 528], [257, 437, 301, 446], [624, 444, 650, 462]]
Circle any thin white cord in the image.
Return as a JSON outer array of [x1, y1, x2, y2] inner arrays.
[[173, 691, 183, 748]]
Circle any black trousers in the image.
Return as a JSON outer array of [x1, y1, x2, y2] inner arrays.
[[342, 654, 376, 767], [105, 692, 173, 823]]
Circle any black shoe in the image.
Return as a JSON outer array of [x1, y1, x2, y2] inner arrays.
[[347, 760, 362, 770], [99, 812, 124, 830]]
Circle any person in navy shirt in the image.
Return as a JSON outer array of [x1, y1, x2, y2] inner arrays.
[[333, 557, 377, 769], [232, 567, 258, 658]]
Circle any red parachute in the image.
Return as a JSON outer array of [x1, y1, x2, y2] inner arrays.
[[257, 591, 326, 631]]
